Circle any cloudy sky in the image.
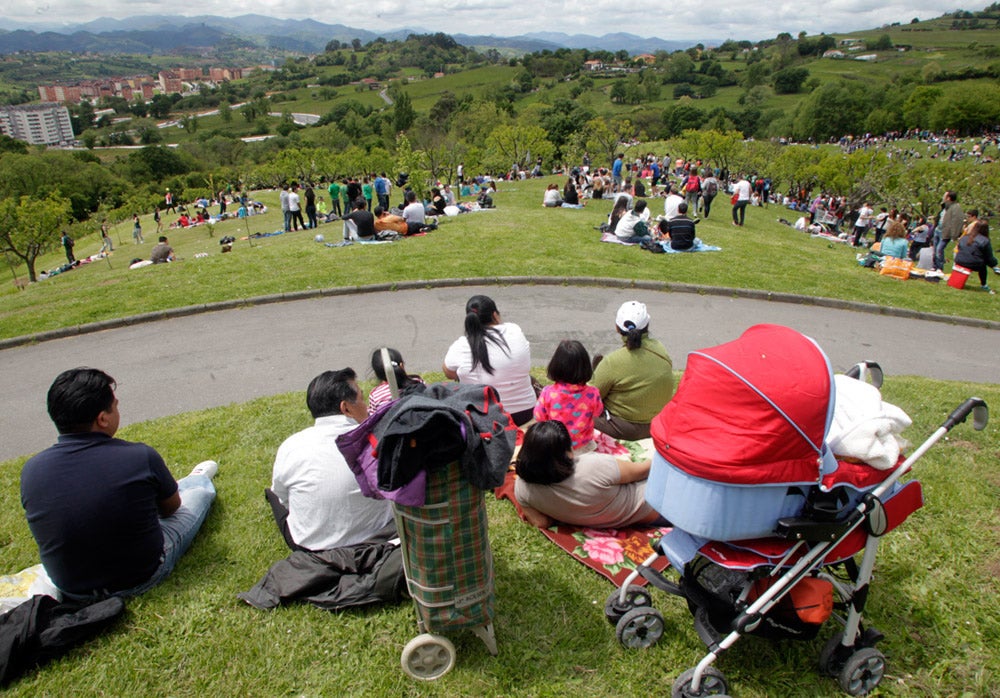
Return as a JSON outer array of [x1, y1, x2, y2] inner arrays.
[[4, 1, 983, 43]]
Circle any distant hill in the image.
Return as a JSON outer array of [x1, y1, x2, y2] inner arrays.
[[522, 31, 703, 54], [0, 15, 705, 55]]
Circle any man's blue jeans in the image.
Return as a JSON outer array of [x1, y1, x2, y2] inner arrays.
[[934, 236, 951, 271]]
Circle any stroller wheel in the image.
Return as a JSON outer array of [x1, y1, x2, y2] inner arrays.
[[604, 584, 653, 625], [838, 647, 885, 696], [819, 631, 851, 675], [400, 633, 456, 681], [671, 666, 730, 697], [615, 606, 665, 649]]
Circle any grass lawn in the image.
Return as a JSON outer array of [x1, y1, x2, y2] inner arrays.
[[2, 175, 997, 343], [0, 374, 997, 696]]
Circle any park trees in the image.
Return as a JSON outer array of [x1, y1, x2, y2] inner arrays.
[[791, 80, 870, 141], [0, 194, 74, 282], [485, 124, 553, 173], [578, 117, 632, 170]]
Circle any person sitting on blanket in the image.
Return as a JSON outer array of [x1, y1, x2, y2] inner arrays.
[[269, 369, 397, 553], [563, 177, 583, 206], [533, 340, 603, 454], [872, 215, 909, 259], [663, 183, 684, 221], [658, 201, 697, 251], [542, 183, 563, 207], [592, 301, 674, 441], [373, 206, 408, 236], [513, 420, 667, 529], [402, 190, 437, 235], [614, 199, 653, 244], [605, 196, 629, 234], [339, 198, 376, 240]]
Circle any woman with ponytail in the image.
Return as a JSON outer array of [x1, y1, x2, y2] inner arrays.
[[443, 294, 535, 426], [591, 300, 674, 441]]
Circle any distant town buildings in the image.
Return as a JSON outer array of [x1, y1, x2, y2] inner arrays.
[[39, 76, 156, 104], [0, 103, 75, 146], [36, 66, 247, 105]]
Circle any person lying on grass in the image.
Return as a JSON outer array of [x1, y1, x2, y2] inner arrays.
[[513, 420, 667, 530]]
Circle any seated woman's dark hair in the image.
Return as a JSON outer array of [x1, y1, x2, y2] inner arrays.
[[515, 421, 575, 485], [547, 339, 592, 385], [464, 294, 509, 374], [609, 196, 629, 230]]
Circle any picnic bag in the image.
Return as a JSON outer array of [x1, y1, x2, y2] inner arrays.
[[730, 192, 739, 205], [878, 257, 913, 280]]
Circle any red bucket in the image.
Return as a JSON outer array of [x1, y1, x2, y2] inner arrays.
[[947, 264, 971, 289]]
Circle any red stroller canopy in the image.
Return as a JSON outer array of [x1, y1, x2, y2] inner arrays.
[[651, 324, 834, 486]]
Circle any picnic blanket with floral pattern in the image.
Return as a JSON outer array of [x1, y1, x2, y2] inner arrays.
[[494, 470, 671, 586]]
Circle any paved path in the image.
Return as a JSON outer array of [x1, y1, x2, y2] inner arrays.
[[2, 283, 997, 461]]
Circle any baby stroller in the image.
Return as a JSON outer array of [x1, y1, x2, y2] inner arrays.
[[604, 324, 989, 697], [339, 378, 515, 681]]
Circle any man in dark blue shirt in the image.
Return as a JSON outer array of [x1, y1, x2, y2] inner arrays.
[[20, 368, 218, 600], [662, 202, 698, 251]]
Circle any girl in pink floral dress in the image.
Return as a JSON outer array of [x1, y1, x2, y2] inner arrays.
[[534, 340, 604, 453]]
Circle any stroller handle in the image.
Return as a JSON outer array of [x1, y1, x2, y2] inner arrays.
[[943, 397, 989, 432]]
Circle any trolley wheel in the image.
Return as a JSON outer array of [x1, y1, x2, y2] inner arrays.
[[615, 606, 665, 649], [837, 647, 886, 696], [671, 666, 730, 697], [604, 584, 654, 625], [400, 633, 456, 681]]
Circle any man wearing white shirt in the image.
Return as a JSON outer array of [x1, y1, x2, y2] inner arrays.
[[852, 202, 874, 247], [731, 175, 753, 227], [401, 190, 436, 235], [663, 183, 684, 221], [270, 368, 394, 552]]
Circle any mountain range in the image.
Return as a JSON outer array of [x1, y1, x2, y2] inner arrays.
[[0, 14, 703, 56]]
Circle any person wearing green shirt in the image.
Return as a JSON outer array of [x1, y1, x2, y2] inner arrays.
[[327, 181, 342, 216], [592, 301, 674, 441], [362, 178, 374, 211]]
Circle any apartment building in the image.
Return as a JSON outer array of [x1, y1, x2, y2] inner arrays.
[[0, 103, 75, 146]]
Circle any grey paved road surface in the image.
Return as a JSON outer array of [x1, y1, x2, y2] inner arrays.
[[2, 284, 996, 461]]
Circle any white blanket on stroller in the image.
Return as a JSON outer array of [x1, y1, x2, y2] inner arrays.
[[826, 375, 911, 470]]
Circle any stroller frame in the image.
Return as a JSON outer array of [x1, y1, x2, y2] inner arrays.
[[608, 397, 989, 697]]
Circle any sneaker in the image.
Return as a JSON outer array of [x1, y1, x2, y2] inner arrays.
[[190, 460, 219, 480], [981, 285, 996, 295]]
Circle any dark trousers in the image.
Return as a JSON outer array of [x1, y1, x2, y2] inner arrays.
[[732, 200, 748, 225]]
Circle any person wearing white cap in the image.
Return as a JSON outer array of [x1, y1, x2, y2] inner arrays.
[[591, 301, 674, 441]]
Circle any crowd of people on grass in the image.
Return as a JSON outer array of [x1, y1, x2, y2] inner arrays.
[[17, 295, 674, 616], [539, 150, 998, 290], [782, 190, 999, 291]]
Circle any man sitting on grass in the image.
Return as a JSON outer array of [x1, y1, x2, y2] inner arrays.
[[268, 369, 395, 553], [240, 369, 406, 610], [150, 236, 174, 264], [20, 367, 218, 601]]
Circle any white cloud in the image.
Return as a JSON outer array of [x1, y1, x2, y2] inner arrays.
[[5, 1, 983, 43]]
